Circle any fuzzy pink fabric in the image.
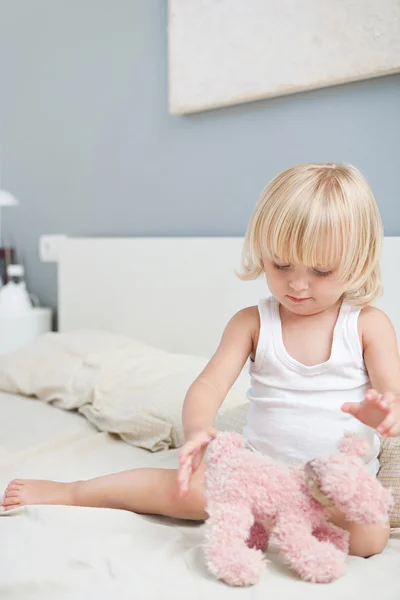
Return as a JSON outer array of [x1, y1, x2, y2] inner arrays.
[[203, 432, 392, 586]]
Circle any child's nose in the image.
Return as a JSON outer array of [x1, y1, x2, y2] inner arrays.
[[289, 278, 309, 291]]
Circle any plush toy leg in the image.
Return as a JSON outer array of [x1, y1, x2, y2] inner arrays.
[[274, 514, 346, 583], [313, 521, 349, 554], [204, 503, 265, 586], [247, 521, 270, 551]]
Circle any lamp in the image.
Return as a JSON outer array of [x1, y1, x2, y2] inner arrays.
[[0, 189, 19, 248], [0, 143, 19, 248], [0, 150, 19, 283]]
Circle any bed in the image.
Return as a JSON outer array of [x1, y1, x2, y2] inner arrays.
[[1, 237, 400, 600]]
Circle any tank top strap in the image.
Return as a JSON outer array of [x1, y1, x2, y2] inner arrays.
[[339, 302, 365, 367], [252, 297, 276, 372]]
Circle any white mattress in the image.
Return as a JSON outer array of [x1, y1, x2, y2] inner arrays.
[[1, 391, 400, 600]]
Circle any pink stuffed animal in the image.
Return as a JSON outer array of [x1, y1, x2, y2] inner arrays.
[[204, 432, 392, 585]]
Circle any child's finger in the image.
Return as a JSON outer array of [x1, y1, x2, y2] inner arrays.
[[365, 389, 380, 404], [181, 466, 192, 495], [178, 446, 191, 465], [379, 392, 395, 410], [179, 440, 200, 464], [180, 456, 192, 480], [186, 436, 211, 463], [376, 399, 391, 413], [341, 402, 361, 415], [179, 433, 212, 463], [178, 454, 192, 484], [192, 448, 206, 471], [385, 422, 400, 437], [192, 454, 200, 472], [178, 460, 192, 496], [377, 413, 396, 435]]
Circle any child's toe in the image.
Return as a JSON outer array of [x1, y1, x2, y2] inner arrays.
[[7, 479, 24, 490], [1, 482, 24, 508], [6, 488, 20, 498], [2, 494, 21, 508]]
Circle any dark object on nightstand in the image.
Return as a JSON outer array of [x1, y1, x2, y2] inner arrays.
[[0, 247, 15, 284]]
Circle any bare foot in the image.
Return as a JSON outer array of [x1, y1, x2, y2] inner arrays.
[[1, 479, 77, 511]]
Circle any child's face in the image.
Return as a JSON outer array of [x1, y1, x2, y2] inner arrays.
[[263, 257, 348, 315]]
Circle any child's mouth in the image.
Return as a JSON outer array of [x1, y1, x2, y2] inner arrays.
[[287, 296, 310, 304]]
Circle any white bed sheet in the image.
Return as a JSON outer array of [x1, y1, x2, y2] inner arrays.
[[1, 391, 400, 600], [0, 392, 96, 455]]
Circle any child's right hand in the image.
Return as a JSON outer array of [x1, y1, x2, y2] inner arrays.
[[178, 428, 217, 496]]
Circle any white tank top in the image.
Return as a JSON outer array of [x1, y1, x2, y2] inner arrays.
[[243, 296, 380, 474]]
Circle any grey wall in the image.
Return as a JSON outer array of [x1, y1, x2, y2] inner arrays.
[[0, 0, 399, 311]]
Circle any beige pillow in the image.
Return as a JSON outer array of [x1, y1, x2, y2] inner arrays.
[[0, 330, 145, 409], [378, 436, 400, 528], [0, 331, 249, 452], [79, 347, 249, 451]]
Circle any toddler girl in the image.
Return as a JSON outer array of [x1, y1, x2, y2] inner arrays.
[[3, 163, 400, 558]]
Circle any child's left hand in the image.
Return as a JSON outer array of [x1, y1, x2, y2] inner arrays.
[[342, 389, 400, 437]]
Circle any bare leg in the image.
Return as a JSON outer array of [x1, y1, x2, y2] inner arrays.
[[2, 465, 206, 521], [327, 507, 390, 558], [2, 474, 390, 558]]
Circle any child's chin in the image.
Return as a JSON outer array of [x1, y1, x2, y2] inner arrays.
[[283, 297, 314, 312]]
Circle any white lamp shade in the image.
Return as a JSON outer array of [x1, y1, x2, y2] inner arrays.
[[0, 190, 19, 207]]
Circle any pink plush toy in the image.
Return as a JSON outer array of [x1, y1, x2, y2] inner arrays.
[[204, 432, 392, 585]]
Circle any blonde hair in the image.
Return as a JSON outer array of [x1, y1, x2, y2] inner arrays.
[[240, 163, 383, 306]]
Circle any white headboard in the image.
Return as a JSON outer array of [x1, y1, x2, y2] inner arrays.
[[58, 238, 268, 357], [58, 236, 400, 357]]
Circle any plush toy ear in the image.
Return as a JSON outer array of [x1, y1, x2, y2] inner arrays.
[[337, 433, 369, 457]]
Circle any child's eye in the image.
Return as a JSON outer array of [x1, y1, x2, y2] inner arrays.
[[313, 269, 333, 277], [273, 262, 291, 271]]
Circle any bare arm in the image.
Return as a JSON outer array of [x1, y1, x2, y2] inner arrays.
[[362, 307, 400, 394], [342, 307, 400, 436], [182, 307, 259, 440]]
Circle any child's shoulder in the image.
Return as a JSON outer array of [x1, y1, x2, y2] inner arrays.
[[359, 305, 392, 326], [227, 305, 260, 341], [358, 306, 396, 344], [231, 305, 260, 329], [229, 306, 260, 360]]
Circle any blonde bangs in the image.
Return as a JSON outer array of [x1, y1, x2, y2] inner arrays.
[[239, 163, 383, 306], [262, 201, 346, 277]]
